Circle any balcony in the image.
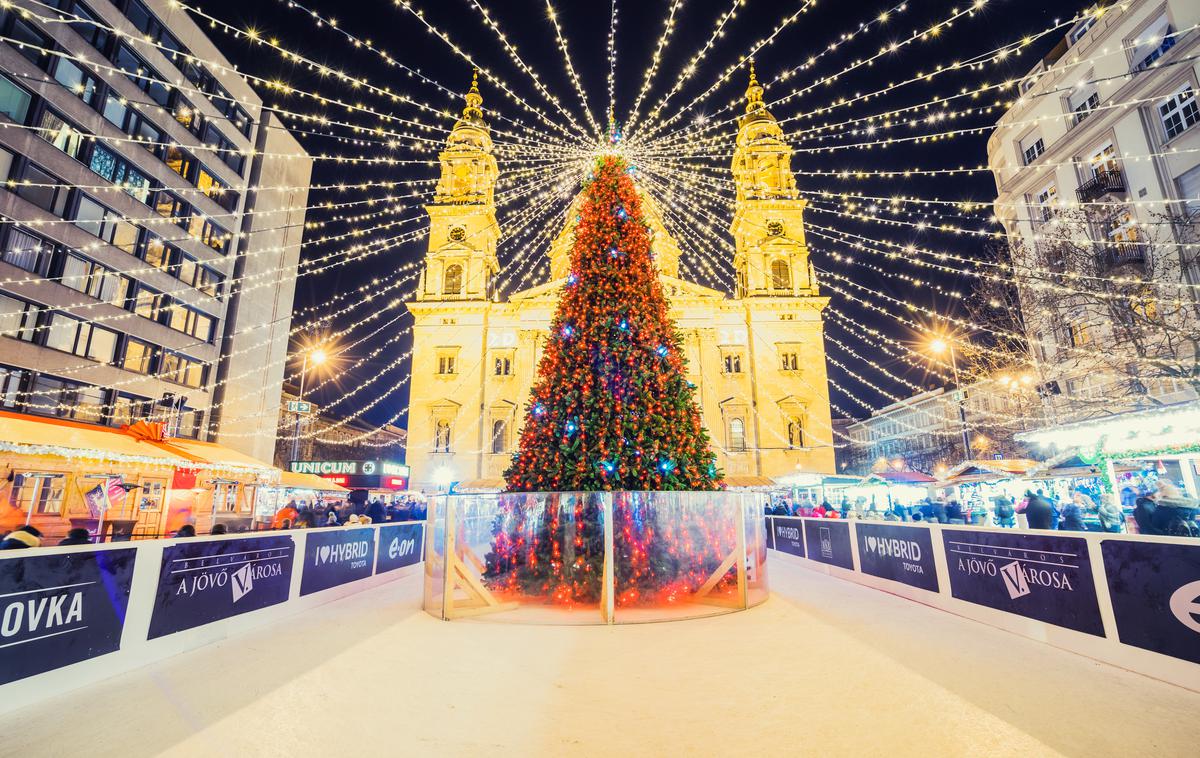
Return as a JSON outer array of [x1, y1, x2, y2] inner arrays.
[[1100, 241, 1147, 269], [1076, 170, 1126, 203]]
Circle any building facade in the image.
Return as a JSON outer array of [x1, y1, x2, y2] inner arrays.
[[404, 71, 836, 492], [274, 384, 406, 470], [0, 0, 311, 463], [988, 0, 1200, 421]]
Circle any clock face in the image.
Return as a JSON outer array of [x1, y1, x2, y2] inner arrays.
[[767, 221, 784, 236], [449, 226, 466, 242]]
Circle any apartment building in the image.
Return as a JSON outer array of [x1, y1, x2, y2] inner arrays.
[[988, 0, 1200, 420], [0, 0, 311, 462]]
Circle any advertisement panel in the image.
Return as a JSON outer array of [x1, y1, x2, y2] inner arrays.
[[148, 536, 294, 639], [300, 528, 377, 596], [374, 523, 423, 575], [1101, 540, 1200, 664], [0, 549, 136, 684], [855, 522, 939, 592], [942, 530, 1103, 636], [770, 517, 805, 558], [803, 519, 854, 570]]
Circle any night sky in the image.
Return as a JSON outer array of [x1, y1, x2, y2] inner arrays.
[[197, 0, 1073, 430]]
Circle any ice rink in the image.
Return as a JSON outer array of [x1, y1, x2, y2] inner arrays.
[[2, 556, 1197, 757]]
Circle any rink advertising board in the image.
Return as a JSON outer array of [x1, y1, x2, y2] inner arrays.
[[375, 523, 423, 575], [0, 549, 136, 684], [803, 519, 854, 570], [770, 517, 805, 558], [148, 536, 294, 639], [1101, 540, 1200, 664], [941, 530, 1103, 636], [300, 528, 376, 596], [855, 522, 939, 593]]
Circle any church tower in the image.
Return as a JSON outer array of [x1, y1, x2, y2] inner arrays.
[[417, 72, 500, 301], [729, 63, 815, 299]]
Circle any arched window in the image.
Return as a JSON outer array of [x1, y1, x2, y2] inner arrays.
[[491, 419, 507, 454], [787, 418, 804, 448], [730, 418, 747, 452], [434, 419, 451, 452], [444, 264, 463, 295], [770, 260, 791, 290]]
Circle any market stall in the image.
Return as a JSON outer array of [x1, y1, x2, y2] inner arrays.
[[935, 459, 1040, 520], [253, 470, 352, 528]]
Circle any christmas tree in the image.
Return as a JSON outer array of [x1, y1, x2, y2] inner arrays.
[[504, 155, 722, 492], [481, 155, 734, 607]]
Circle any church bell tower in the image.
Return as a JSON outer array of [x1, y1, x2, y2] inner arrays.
[[417, 72, 500, 301], [729, 63, 815, 299]]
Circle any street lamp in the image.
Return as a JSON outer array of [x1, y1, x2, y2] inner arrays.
[[290, 346, 329, 464], [928, 334, 973, 462]]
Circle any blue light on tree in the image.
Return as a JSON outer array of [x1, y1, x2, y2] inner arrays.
[[656, 345, 668, 357]]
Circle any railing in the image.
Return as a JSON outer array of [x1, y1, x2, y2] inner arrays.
[[1100, 241, 1148, 268], [1076, 169, 1126, 203]]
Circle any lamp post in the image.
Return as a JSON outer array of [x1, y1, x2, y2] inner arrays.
[[290, 348, 327, 465], [929, 336, 973, 462]]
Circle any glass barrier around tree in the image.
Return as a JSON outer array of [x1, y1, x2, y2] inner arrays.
[[422, 491, 768, 624]]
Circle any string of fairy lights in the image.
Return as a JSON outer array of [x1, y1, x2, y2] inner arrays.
[[3, 0, 1196, 469]]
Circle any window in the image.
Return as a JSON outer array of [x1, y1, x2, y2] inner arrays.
[[37, 109, 88, 161], [1034, 183, 1058, 223], [8, 18, 52, 70], [204, 124, 244, 175], [134, 287, 164, 321], [52, 58, 99, 106], [1071, 90, 1100, 124], [770, 259, 790, 290], [780, 351, 799, 371], [0, 293, 38, 342], [434, 419, 451, 453], [112, 43, 172, 106], [173, 98, 204, 137], [10, 473, 66, 515], [444, 264, 463, 295], [164, 145, 194, 181], [159, 351, 206, 388], [109, 393, 148, 427], [153, 191, 190, 230], [0, 365, 25, 407], [73, 196, 139, 252], [1068, 320, 1092, 348], [2, 228, 53, 273], [27, 375, 105, 422], [102, 93, 164, 153], [15, 163, 70, 217], [729, 418, 747, 452], [494, 355, 512, 376], [88, 145, 153, 204], [1159, 84, 1199, 141], [0, 74, 31, 123], [195, 164, 236, 210], [1176, 165, 1200, 218], [197, 218, 229, 253], [174, 408, 202, 439], [1087, 142, 1119, 178], [60, 254, 130, 305], [45, 313, 117, 363], [1069, 17, 1095, 45], [787, 418, 804, 448], [61, 2, 111, 52], [1106, 208, 1140, 246], [437, 355, 457, 375], [1021, 135, 1045, 166], [141, 234, 172, 270], [1134, 22, 1176, 72], [491, 419, 507, 454], [122, 338, 155, 374], [168, 305, 214, 341], [723, 353, 742, 374]]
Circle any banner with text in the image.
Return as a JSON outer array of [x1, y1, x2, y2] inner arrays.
[[148, 536, 295, 639], [942, 530, 1103, 636], [374, 523, 423, 575], [300, 528, 377, 596], [1102, 540, 1200, 665], [770, 517, 805, 558], [803, 519, 854, 570], [856, 522, 939, 593], [0, 549, 136, 684]]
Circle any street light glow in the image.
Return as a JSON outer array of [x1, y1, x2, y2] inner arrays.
[[928, 337, 948, 355], [311, 348, 328, 366]]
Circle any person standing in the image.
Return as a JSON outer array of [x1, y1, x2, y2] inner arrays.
[[1025, 492, 1057, 530], [1097, 494, 1125, 533], [0, 525, 42, 549]]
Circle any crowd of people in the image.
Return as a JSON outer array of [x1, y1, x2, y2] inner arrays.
[[765, 480, 1200, 537]]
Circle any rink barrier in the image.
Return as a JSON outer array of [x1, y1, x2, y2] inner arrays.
[[0, 522, 424, 713], [766, 516, 1200, 692]]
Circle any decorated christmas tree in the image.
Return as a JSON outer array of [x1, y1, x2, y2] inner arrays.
[[482, 154, 734, 607]]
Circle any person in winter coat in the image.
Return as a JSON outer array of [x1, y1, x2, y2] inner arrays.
[[366, 499, 386, 524], [272, 501, 300, 530], [993, 497, 1016, 528], [1025, 493, 1058, 530], [0, 525, 42, 549], [1096, 494, 1125, 533], [174, 524, 196, 538], [58, 527, 92, 546], [1150, 482, 1200, 536], [1133, 494, 1158, 534]]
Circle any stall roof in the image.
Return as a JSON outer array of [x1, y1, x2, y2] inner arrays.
[[278, 470, 350, 492], [0, 411, 275, 476], [863, 470, 936, 485], [938, 458, 1040, 485], [456, 478, 507, 492], [725, 475, 776, 489]]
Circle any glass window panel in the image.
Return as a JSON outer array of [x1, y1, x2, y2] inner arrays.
[[86, 325, 117, 363], [45, 314, 81, 353], [0, 74, 31, 123]]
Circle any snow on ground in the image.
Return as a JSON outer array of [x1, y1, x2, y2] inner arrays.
[[1, 557, 1197, 757]]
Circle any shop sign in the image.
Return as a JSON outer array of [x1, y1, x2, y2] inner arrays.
[[147, 536, 294, 639], [771, 517, 805, 558], [375, 524, 423, 575], [803, 519, 854, 570], [300, 528, 376, 596], [856, 522, 939, 592], [289, 460, 410, 478], [0, 549, 137, 685], [384, 477, 408, 490], [941, 530, 1103, 636], [1101, 540, 1200, 664]]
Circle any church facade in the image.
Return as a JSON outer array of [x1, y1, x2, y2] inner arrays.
[[405, 70, 835, 492]]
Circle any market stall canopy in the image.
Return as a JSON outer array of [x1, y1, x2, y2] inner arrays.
[[861, 470, 936, 486], [725, 475, 776, 489], [937, 459, 1040, 486], [1026, 450, 1108, 480], [0, 411, 276, 477], [278, 470, 350, 493], [456, 478, 507, 492], [1017, 400, 1200, 460]]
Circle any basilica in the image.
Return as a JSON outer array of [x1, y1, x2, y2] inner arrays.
[[404, 70, 835, 491]]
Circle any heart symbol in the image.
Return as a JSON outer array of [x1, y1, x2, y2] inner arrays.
[[319, 545, 331, 564], [866, 536, 877, 553]]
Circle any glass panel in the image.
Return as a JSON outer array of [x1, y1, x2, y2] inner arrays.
[[0, 74, 31, 123]]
